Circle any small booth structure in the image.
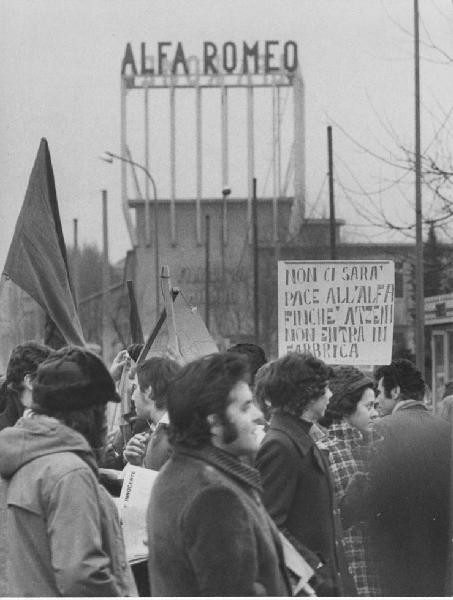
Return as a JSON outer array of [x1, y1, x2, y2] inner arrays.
[[425, 292, 453, 409]]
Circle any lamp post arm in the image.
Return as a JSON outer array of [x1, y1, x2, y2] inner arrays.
[[106, 151, 157, 200], [104, 150, 161, 312]]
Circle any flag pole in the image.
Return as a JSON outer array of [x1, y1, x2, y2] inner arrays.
[[205, 215, 211, 329], [72, 218, 79, 307], [252, 178, 259, 343], [414, 0, 424, 376], [102, 190, 111, 361], [327, 126, 337, 260], [136, 288, 179, 365], [161, 265, 178, 356]]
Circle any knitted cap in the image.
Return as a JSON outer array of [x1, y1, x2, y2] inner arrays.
[[329, 366, 374, 404], [32, 346, 121, 412]]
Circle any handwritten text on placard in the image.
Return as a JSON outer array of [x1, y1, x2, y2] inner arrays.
[[278, 261, 395, 365]]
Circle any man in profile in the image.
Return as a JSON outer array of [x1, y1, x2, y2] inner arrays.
[[227, 342, 267, 386], [255, 352, 354, 596], [123, 355, 181, 597], [0, 341, 52, 430], [147, 352, 290, 596], [370, 359, 451, 596], [124, 355, 181, 470]]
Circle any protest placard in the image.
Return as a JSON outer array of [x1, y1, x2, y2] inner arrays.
[[278, 260, 394, 365], [118, 464, 160, 564]]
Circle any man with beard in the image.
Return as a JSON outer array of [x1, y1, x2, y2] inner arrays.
[[0, 346, 137, 597], [146, 352, 290, 596]]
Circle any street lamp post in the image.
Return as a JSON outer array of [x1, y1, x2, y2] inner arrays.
[[101, 151, 160, 312], [414, 0, 424, 376], [221, 186, 231, 289]]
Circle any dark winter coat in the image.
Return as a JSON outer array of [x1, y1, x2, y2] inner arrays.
[[147, 444, 291, 597], [134, 418, 171, 597], [0, 387, 23, 431], [366, 401, 450, 596], [255, 410, 355, 596]]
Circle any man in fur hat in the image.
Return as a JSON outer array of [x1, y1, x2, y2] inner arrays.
[[0, 346, 137, 597]]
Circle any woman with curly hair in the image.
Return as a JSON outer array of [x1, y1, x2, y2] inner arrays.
[[317, 366, 381, 596]]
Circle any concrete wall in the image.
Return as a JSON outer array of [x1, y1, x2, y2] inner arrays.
[[131, 197, 292, 342]]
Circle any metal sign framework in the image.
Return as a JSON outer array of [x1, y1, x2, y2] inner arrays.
[[120, 51, 305, 248]]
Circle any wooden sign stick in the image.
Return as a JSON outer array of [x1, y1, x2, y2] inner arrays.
[[161, 265, 180, 358]]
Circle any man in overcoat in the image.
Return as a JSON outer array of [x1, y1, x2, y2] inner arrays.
[[146, 352, 291, 597], [255, 352, 355, 596], [370, 359, 451, 596]]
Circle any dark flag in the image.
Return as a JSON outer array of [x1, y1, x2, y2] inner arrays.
[[1, 138, 85, 355], [126, 280, 144, 344], [44, 315, 67, 350]]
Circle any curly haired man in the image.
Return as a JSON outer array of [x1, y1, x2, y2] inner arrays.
[[255, 352, 355, 596]]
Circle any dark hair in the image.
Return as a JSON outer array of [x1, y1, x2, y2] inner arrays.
[[38, 403, 108, 451], [254, 361, 275, 421], [127, 343, 144, 363], [319, 366, 374, 427], [0, 379, 12, 413], [227, 343, 266, 383], [6, 341, 52, 393], [375, 358, 425, 402], [263, 352, 331, 418], [135, 356, 181, 410], [167, 352, 250, 448]]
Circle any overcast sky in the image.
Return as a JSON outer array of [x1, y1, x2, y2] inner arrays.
[[1, 0, 452, 269]]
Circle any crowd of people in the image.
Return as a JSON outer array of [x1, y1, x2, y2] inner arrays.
[[0, 340, 451, 596]]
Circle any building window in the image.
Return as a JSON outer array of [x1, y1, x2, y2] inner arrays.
[[393, 330, 406, 350], [395, 262, 404, 298], [436, 303, 447, 318]]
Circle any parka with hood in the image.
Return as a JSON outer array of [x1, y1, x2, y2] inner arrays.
[[0, 413, 137, 597]]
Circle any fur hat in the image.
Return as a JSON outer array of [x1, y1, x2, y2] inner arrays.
[[32, 346, 121, 412]]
